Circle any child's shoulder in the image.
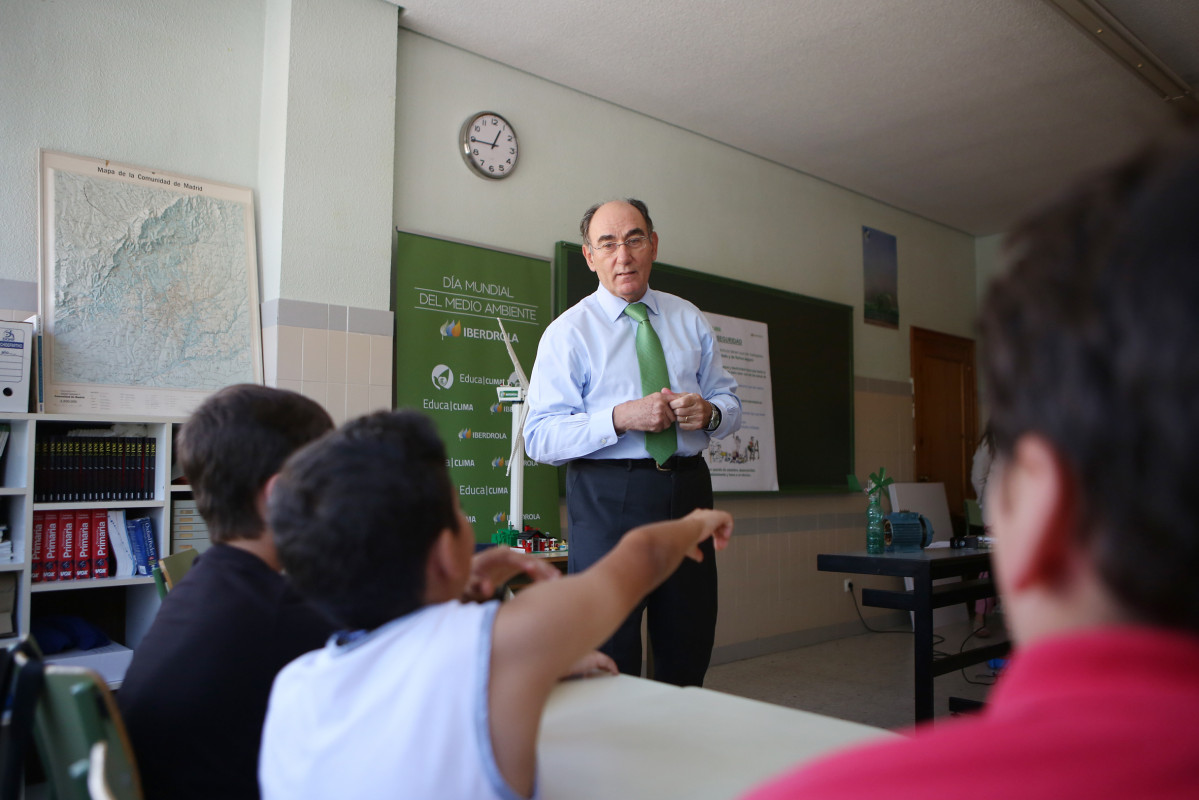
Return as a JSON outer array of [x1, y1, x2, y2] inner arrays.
[[290, 600, 500, 673]]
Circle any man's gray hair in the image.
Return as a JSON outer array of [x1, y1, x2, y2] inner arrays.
[[580, 198, 654, 247]]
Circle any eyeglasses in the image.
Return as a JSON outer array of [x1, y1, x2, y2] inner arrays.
[[589, 235, 651, 255]]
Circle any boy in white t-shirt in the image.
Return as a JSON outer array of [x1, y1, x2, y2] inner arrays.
[[258, 409, 733, 800]]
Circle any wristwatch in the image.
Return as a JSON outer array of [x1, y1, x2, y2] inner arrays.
[[704, 405, 722, 432]]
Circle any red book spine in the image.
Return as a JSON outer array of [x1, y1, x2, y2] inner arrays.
[[59, 511, 76, 580], [31, 511, 45, 583], [75, 510, 93, 579], [92, 509, 110, 579], [42, 511, 60, 582]]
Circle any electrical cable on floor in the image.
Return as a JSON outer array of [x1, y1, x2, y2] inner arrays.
[[850, 586, 944, 648], [958, 614, 999, 686]]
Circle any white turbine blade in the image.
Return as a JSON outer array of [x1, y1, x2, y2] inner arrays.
[[497, 318, 528, 387]]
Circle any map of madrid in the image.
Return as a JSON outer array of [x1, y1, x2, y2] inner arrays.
[[49, 167, 256, 393]]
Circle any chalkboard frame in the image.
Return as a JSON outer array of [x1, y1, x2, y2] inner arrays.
[[553, 241, 855, 494]]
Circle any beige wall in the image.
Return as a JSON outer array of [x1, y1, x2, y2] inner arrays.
[[1, 2, 983, 660], [394, 31, 964, 658], [393, 31, 979, 386], [260, 300, 394, 425], [1, 0, 398, 420], [710, 382, 912, 662]]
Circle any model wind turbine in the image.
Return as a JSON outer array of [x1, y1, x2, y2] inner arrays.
[[494, 318, 530, 538]]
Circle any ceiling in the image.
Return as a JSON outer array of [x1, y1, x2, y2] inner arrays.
[[393, 0, 1197, 236]]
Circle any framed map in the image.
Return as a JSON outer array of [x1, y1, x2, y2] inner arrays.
[[38, 151, 261, 416]]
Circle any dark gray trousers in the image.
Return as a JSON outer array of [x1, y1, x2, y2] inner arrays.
[[565, 458, 717, 686]]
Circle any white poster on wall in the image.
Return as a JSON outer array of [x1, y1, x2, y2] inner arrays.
[[37, 150, 262, 417], [703, 312, 778, 491]]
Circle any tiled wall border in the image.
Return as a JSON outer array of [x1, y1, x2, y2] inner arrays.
[[260, 298, 393, 336], [2, 287, 398, 425], [261, 299, 395, 424], [1, 283, 398, 338], [854, 375, 912, 396], [5, 281, 927, 657], [731, 512, 864, 535]]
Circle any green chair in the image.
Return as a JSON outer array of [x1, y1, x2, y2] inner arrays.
[[1, 638, 46, 797], [158, 549, 199, 591], [31, 664, 143, 800], [964, 498, 984, 535]]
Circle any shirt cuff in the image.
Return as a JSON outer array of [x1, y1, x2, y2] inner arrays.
[[591, 405, 619, 449]]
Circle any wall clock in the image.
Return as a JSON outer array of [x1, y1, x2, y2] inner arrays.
[[459, 111, 519, 179]]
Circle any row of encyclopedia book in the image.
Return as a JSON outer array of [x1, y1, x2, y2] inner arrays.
[[33, 434, 157, 503], [31, 509, 159, 582]]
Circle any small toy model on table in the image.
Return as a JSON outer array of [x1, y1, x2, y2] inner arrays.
[[491, 525, 566, 554]]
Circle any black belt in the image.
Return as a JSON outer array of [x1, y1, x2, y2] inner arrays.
[[577, 454, 705, 473]]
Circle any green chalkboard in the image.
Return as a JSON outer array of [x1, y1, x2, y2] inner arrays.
[[554, 242, 854, 493]]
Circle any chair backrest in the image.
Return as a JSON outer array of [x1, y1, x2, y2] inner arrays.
[[87, 741, 121, 800], [32, 664, 143, 800], [964, 498, 984, 532], [159, 548, 199, 591], [1, 638, 46, 798]]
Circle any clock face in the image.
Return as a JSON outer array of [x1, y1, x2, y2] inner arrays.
[[460, 112, 519, 179]]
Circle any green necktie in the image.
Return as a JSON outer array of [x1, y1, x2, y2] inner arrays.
[[624, 302, 676, 465]]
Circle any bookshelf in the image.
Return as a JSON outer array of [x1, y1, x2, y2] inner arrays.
[[0, 412, 181, 668]]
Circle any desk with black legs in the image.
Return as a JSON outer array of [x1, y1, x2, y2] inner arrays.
[[817, 547, 1009, 723]]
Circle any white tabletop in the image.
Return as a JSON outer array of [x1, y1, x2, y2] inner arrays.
[[538, 674, 892, 799]]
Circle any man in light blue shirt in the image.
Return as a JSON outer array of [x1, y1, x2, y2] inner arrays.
[[524, 198, 741, 685]]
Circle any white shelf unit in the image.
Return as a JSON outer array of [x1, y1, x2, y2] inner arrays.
[[0, 412, 184, 653], [0, 414, 32, 650]]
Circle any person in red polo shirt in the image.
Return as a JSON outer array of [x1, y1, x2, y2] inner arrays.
[[745, 127, 1199, 800]]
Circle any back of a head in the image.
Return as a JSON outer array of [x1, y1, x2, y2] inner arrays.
[[177, 384, 333, 543], [980, 128, 1199, 633], [268, 409, 458, 630]]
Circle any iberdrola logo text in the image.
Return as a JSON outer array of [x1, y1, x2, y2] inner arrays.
[[439, 320, 519, 343], [458, 429, 507, 440], [493, 511, 541, 523]]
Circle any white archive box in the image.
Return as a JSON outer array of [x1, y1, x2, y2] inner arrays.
[[0, 320, 33, 412], [45, 642, 135, 687]]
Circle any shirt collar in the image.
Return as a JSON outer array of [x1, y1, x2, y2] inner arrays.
[[987, 625, 1199, 717], [593, 285, 660, 323]]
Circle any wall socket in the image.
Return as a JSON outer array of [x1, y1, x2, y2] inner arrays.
[[843, 579, 853, 593]]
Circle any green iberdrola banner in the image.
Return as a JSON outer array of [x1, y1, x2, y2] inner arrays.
[[394, 232, 558, 543]]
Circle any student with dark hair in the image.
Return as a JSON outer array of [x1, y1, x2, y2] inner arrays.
[[120, 386, 559, 800], [119, 385, 338, 800], [744, 129, 1199, 799], [258, 409, 733, 800]]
